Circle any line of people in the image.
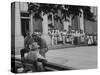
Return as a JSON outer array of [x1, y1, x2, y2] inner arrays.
[[48, 29, 97, 46]]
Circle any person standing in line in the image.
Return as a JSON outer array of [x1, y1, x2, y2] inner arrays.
[[87, 34, 91, 45], [90, 35, 94, 45], [54, 29, 58, 45], [62, 30, 66, 44], [51, 30, 54, 46], [93, 35, 97, 45]]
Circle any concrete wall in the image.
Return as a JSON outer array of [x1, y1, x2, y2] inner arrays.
[[33, 19, 42, 32], [84, 20, 97, 34], [54, 20, 63, 31], [72, 16, 79, 30]]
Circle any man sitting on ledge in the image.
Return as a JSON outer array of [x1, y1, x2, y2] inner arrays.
[[24, 41, 47, 72]]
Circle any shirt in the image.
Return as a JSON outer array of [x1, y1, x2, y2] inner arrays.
[[34, 36, 48, 49], [24, 35, 32, 48], [25, 50, 45, 62]]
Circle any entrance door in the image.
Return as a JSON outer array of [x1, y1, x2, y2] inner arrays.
[[21, 19, 29, 38]]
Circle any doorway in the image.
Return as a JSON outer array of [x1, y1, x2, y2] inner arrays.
[[21, 19, 29, 38]]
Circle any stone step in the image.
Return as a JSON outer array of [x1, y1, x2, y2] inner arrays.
[[44, 66, 58, 71], [11, 55, 74, 73], [45, 62, 74, 70]]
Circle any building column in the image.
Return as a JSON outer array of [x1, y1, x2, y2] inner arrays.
[[29, 13, 33, 35], [79, 9, 84, 33], [15, 2, 24, 54], [77, 16, 80, 30], [63, 21, 69, 31], [69, 15, 72, 26], [51, 13, 54, 26], [41, 12, 51, 46]]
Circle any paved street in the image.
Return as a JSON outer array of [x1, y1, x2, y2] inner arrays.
[[15, 46, 97, 70], [46, 46, 97, 69]]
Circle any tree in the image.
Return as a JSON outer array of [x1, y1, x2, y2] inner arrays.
[[61, 5, 94, 21], [27, 3, 58, 46], [60, 5, 95, 32], [27, 2, 95, 33]]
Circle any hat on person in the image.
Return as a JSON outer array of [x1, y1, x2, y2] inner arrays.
[[32, 32, 38, 37], [29, 42, 40, 50]]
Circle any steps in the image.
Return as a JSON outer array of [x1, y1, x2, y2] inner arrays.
[[11, 55, 75, 73]]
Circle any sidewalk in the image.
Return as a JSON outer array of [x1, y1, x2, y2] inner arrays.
[[14, 42, 96, 55], [46, 46, 97, 69], [48, 43, 89, 50], [14, 43, 86, 55]]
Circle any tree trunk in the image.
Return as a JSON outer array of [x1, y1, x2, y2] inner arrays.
[[51, 13, 54, 26], [69, 15, 72, 26], [41, 12, 51, 46], [79, 9, 84, 33], [29, 12, 34, 35], [63, 20, 69, 32]]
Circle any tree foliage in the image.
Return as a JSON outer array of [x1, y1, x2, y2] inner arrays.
[[27, 2, 95, 22]]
